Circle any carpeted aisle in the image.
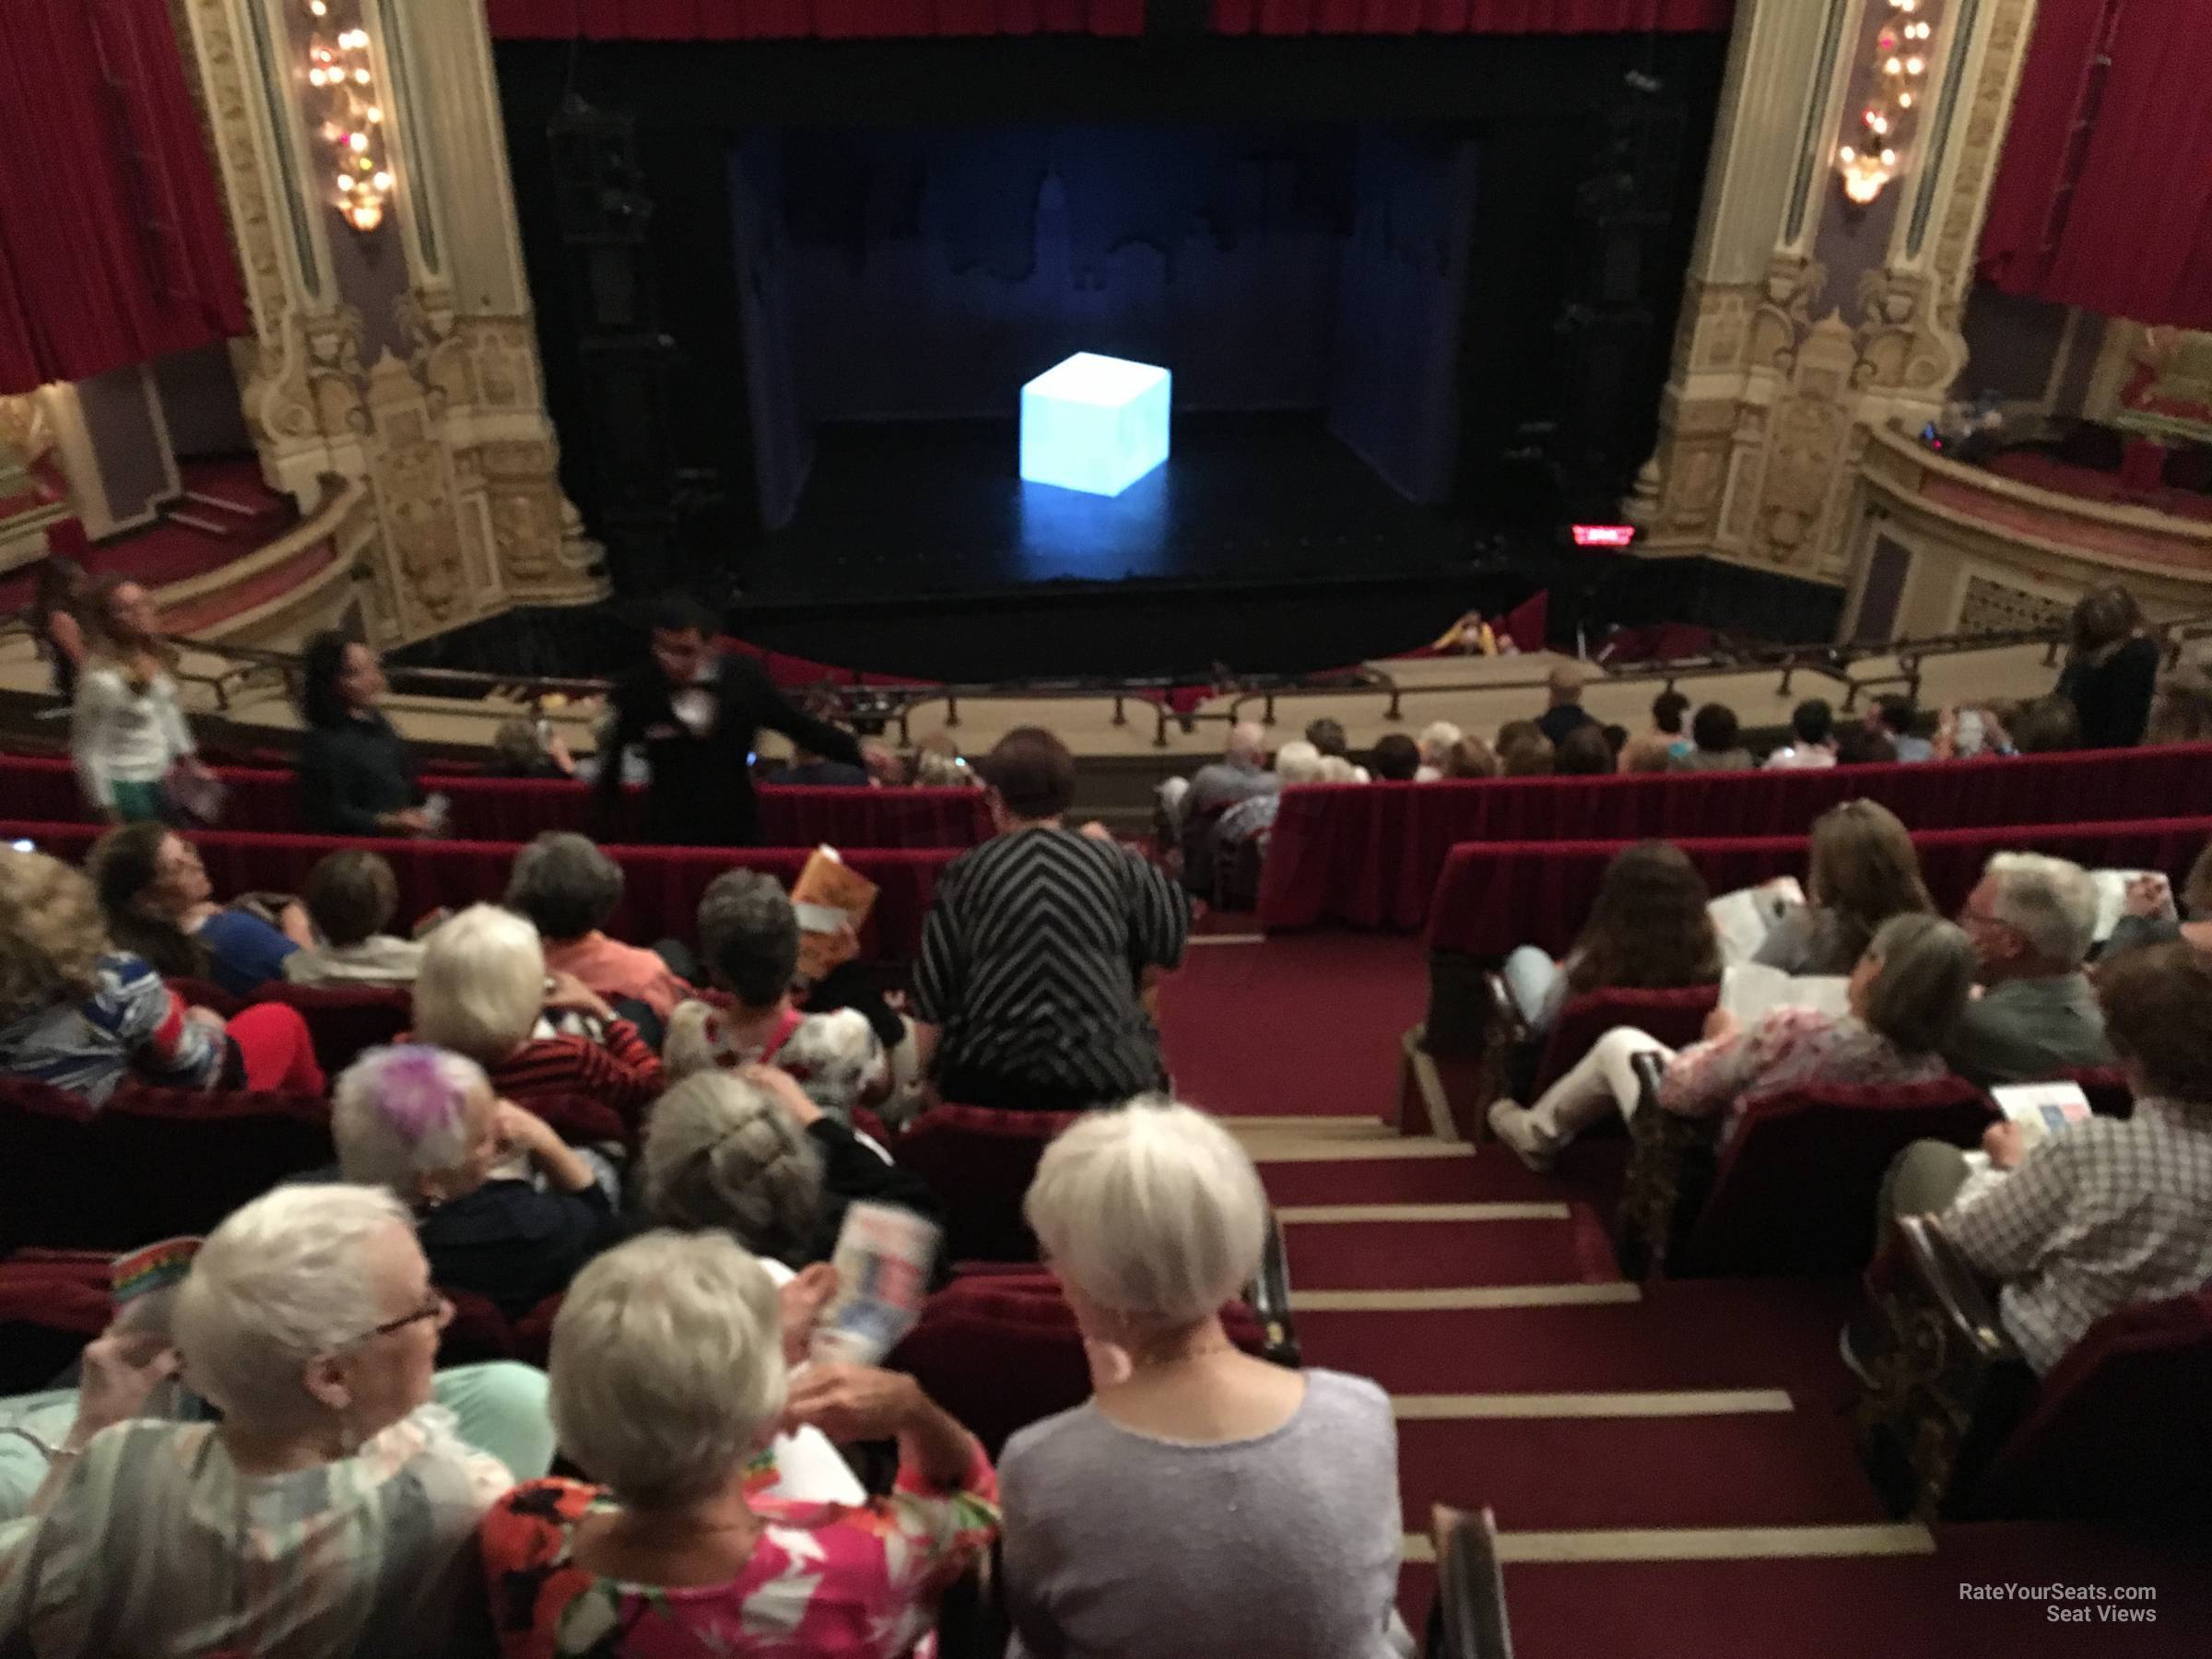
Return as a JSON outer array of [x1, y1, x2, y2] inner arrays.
[[1156, 935, 2206, 1656]]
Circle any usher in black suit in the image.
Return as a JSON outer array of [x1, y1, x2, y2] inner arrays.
[[594, 651, 864, 846]]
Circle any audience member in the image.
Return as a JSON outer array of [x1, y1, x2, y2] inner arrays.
[[680, 868, 890, 1122], [1498, 730, 1553, 778], [1945, 853, 2112, 1088], [1555, 724, 1615, 776], [2144, 659, 2212, 746], [29, 556, 88, 704], [1004, 1100, 1406, 1659], [70, 577, 211, 826], [478, 1230, 996, 1657], [0, 1185, 554, 1652], [0, 848, 321, 1102], [774, 730, 873, 787], [409, 904, 665, 1120], [1535, 662, 1595, 747], [332, 1044, 618, 1321], [1489, 914, 1974, 1171], [1414, 721, 1463, 782], [2055, 583, 2159, 748], [488, 715, 577, 780], [1763, 700, 1839, 771], [1675, 702, 1752, 772], [594, 594, 888, 847], [1368, 732, 1422, 782], [1315, 755, 1364, 784], [1868, 694, 1934, 762], [1500, 843, 1723, 1039], [1443, 735, 1498, 780], [1181, 721, 1279, 891], [915, 728, 1188, 1113], [640, 1065, 941, 1271], [283, 848, 424, 986], [1832, 724, 1898, 767], [1873, 943, 2212, 1374], [1304, 716, 1351, 761], [297, 630, 426, 837], [1755, 801, 1933, 975], [2100, 842, 2212, 963], [912, 747, 975, 787], [90, 821, 310, 997], [505, 831, 691, 1025], [1216, 740, 1324, 859], [2010, 694, 2082, 754], [1601, 723, 1630, 760]]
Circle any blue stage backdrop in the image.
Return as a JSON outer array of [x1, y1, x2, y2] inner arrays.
[[728, 123, 1479, 527]]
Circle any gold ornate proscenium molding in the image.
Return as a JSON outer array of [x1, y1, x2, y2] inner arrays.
[[302, 3, 390, 232], [1840, 0, 1944, 205]]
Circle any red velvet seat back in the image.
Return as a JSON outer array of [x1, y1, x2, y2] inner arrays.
[[1676, 1077, 1994, 1277], [894, 1105, 1085, 1263], [436, 1286, 521, 1367], [2060, 1065, 2134, 1121], [1531, 984, 1720, 1099], [0, 1252, 113, 1393], [254, 982, 412, 1077], [96, 1085, 334, 1248], [888, 1272, 1268, 1459], [1974, 1288, 2212, 1521], [0, 1078, 103, 1253]]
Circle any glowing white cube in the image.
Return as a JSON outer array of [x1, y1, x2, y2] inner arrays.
[[1020, 353, 1171, 498]]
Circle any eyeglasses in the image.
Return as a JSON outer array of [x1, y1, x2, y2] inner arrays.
[[340, 1291, 450, 1349]]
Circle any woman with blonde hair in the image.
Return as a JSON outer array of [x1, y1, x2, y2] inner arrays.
[[477, 1230, 997, 1657], [1003, 1100, 1408, 1659], [70, 577, 214, 824], [0, 846, 320, 1102], [1755, 800, 1934, 975]]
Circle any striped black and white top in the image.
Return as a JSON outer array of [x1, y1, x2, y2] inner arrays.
[[915, 827, 1190, 1105]]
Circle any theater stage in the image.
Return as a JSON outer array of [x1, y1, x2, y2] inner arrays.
[[736, 413, 1552, 686]]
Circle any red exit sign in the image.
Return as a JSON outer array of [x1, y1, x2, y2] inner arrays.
[[1571, 524, 1638, 548]]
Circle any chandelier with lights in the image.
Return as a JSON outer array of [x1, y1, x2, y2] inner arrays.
[[303, 2, 391, 232], [1838, 0, 1941, 206]]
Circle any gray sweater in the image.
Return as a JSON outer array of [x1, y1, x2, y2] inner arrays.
[[1000, 1368, 1406, 1659]]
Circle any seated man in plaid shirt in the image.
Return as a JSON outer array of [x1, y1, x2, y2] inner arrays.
[[1874, 940, 2212, 1373]]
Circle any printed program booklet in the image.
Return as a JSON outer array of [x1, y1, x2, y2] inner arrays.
[[791, 844, 878, 982]]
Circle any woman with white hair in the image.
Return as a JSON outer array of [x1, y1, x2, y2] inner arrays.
[[478, 1230, 998, 1657], [641, 1065, 942, 1272], [333, 1043, 618, 1319], [504, 831, 693, 1025], [1414, 720, 1464, 781], [0, 1184, 553, 1654], [410, 902, 665, 1121], [1489, 913, 1979, 1171], [1001, 1099, 1407, 1659], [1213, 738, 1325, 860]]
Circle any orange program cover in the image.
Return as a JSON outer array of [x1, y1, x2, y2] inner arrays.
[[792, 845, 877, 981]]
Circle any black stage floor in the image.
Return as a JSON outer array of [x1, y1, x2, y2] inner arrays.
[[738, 414, 1546, 683]]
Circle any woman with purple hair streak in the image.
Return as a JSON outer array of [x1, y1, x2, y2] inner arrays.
[[329, 1044, 621, 1321]]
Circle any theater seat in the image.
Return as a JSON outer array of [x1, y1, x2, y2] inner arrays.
[[888, 1272, 1276, 1460], [1618, 1061, 1993, 1278], [893, 1104, 1085, 1263], [0, 1078, 101, 1253], [2058, 1065, 2133, 1120], [1856, 1215, 2212, 1522], [0, 1251, 113, 1393], [1529, 984, 1721, 1100], [253, 982, 412, 1077], [436, 1286, 522, 1367], [97, 1083, 335, 1248]]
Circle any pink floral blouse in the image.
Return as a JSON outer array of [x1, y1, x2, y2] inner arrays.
[[1657, 1006, 1945, 1135], [480, 1441, 999, 1658]]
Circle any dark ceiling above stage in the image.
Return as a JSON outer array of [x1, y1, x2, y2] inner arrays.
[[484, 1, 1734, 44]]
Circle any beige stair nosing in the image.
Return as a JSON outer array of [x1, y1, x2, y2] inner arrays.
[[1400, 1522, 1936, 1566], [1248, 1139, 1475, 1163], [1276, 1202, 1571, 1223], [1291, 1282, 1641, 1312], [1390, 1388, 1794, 1419]]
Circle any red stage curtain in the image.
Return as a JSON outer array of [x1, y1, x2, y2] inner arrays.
[[0, 0, 248, 395], [1978, 0, 2212, 331], [1206, 0, 1732, 32], [484, 0, 1147, 38]]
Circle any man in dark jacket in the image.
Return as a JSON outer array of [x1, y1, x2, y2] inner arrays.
[[594, 594, 886, 845]]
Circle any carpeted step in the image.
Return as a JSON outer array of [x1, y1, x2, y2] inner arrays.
[[1259, 1155, 1483, 1206], [1394, 1405, 1889, 1534], [1282, 1210, 1619, 1289], [1298, 1277, 1863, 1408]]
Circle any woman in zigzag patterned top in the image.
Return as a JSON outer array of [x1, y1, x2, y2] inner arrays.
[[913, 726, 1191, 1113]]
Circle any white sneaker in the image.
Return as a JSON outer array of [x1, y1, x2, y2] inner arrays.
[[1486, 1099, 1557, 1173]]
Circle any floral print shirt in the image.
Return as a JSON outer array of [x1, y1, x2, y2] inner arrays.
[[480, 1440, 999, 1658], [1658, 1006, 1947, 1136]]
